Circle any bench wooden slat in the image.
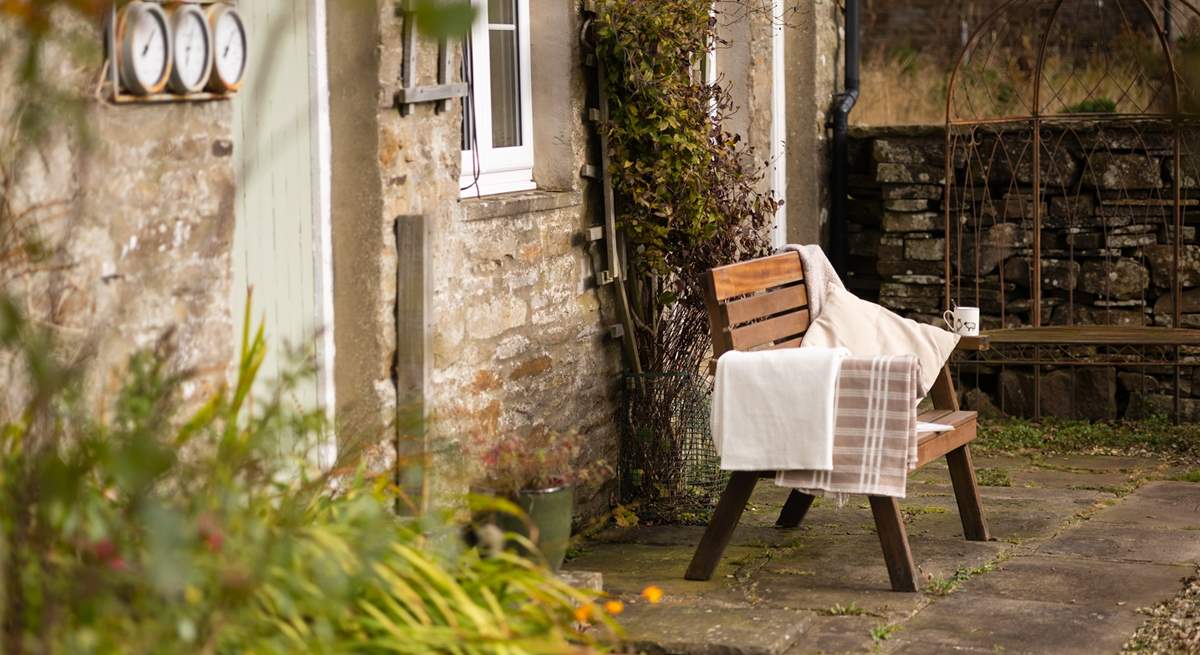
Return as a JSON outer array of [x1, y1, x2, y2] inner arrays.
[[710, 253, 804, 301], [915, 417, 978, 468], [917, 408, 956, 424], [723, 284, 808, 326], [917, 409, 972, 426], [729, 311, 811, 350], [766, 336, 803, 350]]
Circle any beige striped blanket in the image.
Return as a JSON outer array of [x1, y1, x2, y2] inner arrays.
[[775, 354, 920, 499]]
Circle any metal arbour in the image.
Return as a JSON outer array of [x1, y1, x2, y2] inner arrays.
[[943, 0, 1200, 418]]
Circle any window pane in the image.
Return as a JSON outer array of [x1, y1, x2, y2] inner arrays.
[[488, 0, 515, 25], [489, 26, 520, 148]]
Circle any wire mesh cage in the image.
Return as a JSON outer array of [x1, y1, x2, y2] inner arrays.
[[619, 371, 726, 524], [944, 0, 1200, 419]]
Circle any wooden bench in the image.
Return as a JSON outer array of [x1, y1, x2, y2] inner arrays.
[[686, 252, 991, 592]]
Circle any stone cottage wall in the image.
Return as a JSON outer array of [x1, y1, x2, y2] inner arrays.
[[847, 123, 1200, 420], [328, 1, 622, 517], [0, 18, 235, 417]]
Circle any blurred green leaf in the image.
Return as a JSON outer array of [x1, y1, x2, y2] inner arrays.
[[412, 0, 476, 38]]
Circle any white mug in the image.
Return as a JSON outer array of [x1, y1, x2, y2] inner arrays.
[[943, 305, 980, 336]]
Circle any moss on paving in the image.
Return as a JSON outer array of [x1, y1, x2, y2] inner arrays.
[[976, 466, 1012, 487]]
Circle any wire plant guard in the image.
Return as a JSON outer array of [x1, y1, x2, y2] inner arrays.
[[944, 0, 1200, 419], [620, 371, 726, 524]]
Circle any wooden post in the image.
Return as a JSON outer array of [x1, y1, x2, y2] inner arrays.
[[395, 214, 431, 515]]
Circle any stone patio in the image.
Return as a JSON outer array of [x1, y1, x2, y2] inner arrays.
[[567, 453, 1200, 654]]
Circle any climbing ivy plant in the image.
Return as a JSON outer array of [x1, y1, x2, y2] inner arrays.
[[593, 0, 781, 518], [595, 0, 778, 282], [594, 0, 779, 368]]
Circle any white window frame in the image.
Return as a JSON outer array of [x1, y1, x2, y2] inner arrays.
[[460, 0, 535, 198]]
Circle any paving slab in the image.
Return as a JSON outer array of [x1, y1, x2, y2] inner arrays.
[[1038, 522, 1200, 565], [782, 615, 882, 655], [565, 542, 755, 606], [1033, 453, 1161, 472], [617, 604, 816, 655], [1088, 480, 1200, 530], [959, 554, 1192, 608], [886, 594, 1130, 655], [1007, 465, 1134, 492]]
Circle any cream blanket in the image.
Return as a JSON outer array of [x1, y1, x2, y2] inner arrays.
[[711, 347, 849, 471], [779, 243, 959, 397]]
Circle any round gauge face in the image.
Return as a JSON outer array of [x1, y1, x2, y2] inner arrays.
[[209, 7, 247, 91], [120, 3, 172, 95], [171, 7, 212, 92]]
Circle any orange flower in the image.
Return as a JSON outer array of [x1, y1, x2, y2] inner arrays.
[[574, 603, 595, 624], [604, 600, 625, 615], [641, 585, 664, 604]]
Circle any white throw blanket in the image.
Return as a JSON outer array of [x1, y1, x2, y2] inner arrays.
[[711, 347, 849, 471], [780, 244, 845, 324]]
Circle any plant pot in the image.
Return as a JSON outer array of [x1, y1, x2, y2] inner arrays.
[[491, 486, 573, 571]]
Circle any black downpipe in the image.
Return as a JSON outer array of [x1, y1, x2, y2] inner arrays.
[[830, 0, 859, 277]]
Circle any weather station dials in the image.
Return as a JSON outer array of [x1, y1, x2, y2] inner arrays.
[[205, 4, 247, 93], [106, 1, 246, 103], [117, 2, 172, 95], [167, 4, 213, 94]]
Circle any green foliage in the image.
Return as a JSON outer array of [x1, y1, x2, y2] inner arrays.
[[924, 562, 997, 596], [976, 417, 1200, 460], [411, 0, 476, 38], [594, 0, 777, 281], [975, 467, 1012, 487], [1170, 468, 1200, 483], [1063, 97, 1118, 113], [0, 297, 616, 654], [823, 602, 866, 617], [869, 623, 898, 644]]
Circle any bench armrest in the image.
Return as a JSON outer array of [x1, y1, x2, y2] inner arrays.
[[955, 335, 989, 352]]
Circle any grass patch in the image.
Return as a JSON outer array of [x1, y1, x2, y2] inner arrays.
[[870, 623, 899, 646], [924, 562, 997, 596], [823, 601, 867, 616], [976, 417, 1200, 462], [901, 505, 949, 520], [1170, 468, 1200, 483], [976, 467, 1013, 487]]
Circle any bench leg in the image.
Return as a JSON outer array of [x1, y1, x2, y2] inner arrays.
[[869, 496, 918, 592], [685, 472, 759, 581], [775, 490, 816, 529], [946, 445, 990, 542]]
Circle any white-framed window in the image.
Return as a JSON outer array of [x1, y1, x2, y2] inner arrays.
[[460, 0, 534, 198]]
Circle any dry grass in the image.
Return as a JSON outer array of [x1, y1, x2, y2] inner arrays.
[[853, 42, 1172, 126]]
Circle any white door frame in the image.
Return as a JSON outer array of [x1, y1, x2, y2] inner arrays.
[[308, 0, 337, 468], [770, 0, 787, 248]]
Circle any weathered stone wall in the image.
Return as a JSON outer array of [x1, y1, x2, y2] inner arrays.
[[1, 19, 235, 417], [328, 0, 621, 517], [847, 123, 1200, 420]]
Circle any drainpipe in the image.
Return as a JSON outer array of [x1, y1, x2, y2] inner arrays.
[[829, 0, 859, 276]]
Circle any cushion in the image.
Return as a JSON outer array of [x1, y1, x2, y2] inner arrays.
[[800, 285, 959, 397]]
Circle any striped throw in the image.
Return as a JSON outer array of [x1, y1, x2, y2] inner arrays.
[[775, 354, 920, 499]]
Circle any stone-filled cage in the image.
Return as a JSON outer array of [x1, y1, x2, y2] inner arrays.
[[944, 0, 1200, 419]]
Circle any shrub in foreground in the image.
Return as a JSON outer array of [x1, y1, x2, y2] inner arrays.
[[0, 298, 616, 654]]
